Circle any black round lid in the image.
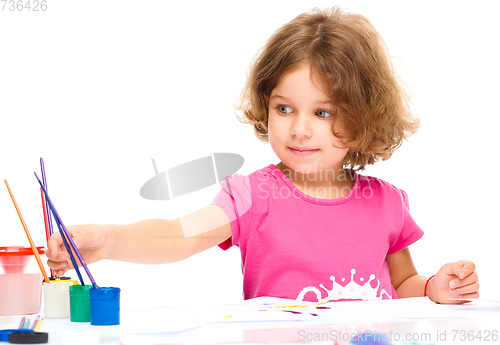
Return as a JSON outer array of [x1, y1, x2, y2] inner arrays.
[[9, 332, 48, 344]]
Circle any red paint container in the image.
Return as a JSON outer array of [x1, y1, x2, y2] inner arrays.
[[0, 246, 45, 315]]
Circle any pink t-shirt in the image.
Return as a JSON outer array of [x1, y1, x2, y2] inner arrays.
[[212, 164, 424, 302]]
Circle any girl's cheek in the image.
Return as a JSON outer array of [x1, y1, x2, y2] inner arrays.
[[268, 134, 282, 159]]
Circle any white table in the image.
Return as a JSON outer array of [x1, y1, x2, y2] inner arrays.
[[2, 297, 500, 344]]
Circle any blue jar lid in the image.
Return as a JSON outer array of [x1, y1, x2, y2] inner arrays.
[[89, 286, 121, 299]]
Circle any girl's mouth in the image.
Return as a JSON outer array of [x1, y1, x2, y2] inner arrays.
[[288, 146, 319, 156]]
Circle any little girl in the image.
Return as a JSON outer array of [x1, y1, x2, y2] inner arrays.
[[47, 6, 479, 304]]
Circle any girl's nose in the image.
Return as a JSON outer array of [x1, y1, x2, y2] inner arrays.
[[290, 113, 312, 138]]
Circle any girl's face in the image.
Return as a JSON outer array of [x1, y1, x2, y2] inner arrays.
[[267, 65, 348, 177]]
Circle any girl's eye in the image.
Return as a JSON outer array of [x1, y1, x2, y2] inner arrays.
[[316, 109, 331, 118], [277, 105, 292, 114]]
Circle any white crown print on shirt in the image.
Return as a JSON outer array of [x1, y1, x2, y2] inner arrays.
[[296, 269, 392, 302]]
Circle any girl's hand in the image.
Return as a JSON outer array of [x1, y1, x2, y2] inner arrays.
[[46, 224, 110, 277], [427, 260, 479, 304]]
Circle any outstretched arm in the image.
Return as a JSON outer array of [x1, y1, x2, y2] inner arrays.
[[47, 205, 232, 276]]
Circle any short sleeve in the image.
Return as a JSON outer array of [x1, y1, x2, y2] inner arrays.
[[387, 189, 424, 254], [211, 174, 253, 250]]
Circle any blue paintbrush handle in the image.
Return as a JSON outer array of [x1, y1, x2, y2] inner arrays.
[[55, 211, 85, 285]]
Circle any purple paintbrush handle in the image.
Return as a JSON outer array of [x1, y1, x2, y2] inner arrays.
[[40, 158, 54, 237], [34, 172, 99, 288]]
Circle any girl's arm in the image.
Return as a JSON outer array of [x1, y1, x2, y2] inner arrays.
[[387, 248, 480, 303], [47, 205, 232, 275], [386, 248, 426, 298]]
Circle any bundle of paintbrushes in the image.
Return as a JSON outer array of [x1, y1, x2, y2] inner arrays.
[[35, 171, 97, 289]]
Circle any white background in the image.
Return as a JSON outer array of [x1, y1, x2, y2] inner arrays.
[[1, 0, 498, 307]]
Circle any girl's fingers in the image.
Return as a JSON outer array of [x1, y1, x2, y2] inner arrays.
[[47, 259, 70, 270], [53, 259, 73, 277], [451, 281, 480, 295], [441, 260, 476, 279], [455, 260, 476, 279], [47, 232, 65, 259], [449, 271, 478, 290], [436, 261, 479, 304], [459, 292, 480, 299], [451, 292, 480, 302]]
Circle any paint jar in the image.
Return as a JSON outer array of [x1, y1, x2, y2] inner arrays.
[[89, 287, 120, 325], [43, 280, 73, 318], [0, 246, 45, 315], [69, 285, 91, 322]]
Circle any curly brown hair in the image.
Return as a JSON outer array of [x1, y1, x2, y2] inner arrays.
[[237, 6, 420, 170]]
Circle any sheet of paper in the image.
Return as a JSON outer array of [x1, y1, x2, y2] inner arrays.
[[442, 300, 500, 326], [184, 297, 468, 324]]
